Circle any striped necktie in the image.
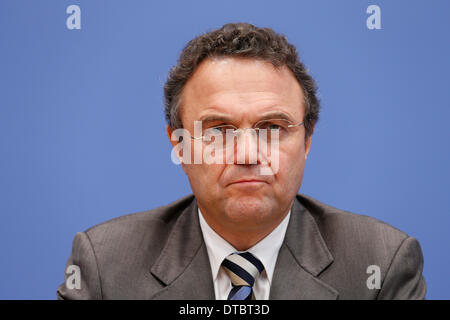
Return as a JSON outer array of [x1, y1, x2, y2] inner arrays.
[[221, 252, 265, 300]]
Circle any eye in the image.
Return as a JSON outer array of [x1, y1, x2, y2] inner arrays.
[[210, 127, 225, 134], [205, 125, 235, 136], [257, 120, 288, 131], [267, 124, 281, 130]]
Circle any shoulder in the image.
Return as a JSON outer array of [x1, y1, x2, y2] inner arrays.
[[297, 193, 409, 247], [58, 194, 197, 299], [296, 193, 412, 278], [82, 194, 195, 254], [296, 194, 425, 299]]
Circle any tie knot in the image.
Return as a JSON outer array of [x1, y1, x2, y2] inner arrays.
[[221, 252, 265, 287]]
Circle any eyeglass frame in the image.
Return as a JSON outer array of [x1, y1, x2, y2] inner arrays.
[[189, 118, 305, 141]]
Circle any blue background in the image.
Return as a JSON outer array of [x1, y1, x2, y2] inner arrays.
[[1, 0, 449, 299]]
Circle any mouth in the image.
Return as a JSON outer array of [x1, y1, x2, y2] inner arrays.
[[227, 179, 269, 187]]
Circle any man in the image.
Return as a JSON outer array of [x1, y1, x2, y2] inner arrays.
[[57, 23, 426, 299]]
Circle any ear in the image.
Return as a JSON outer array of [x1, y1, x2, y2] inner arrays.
[[304, 127, 314, 160], [305, 136, 312, 160], [166, 125, 187, 170], [166, 125, 178, 148]]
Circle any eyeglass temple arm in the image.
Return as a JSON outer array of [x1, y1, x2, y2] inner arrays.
[[287, 121, 305, 128]]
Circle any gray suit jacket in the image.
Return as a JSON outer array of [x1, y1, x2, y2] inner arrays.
[[57, 194, 426, 299]]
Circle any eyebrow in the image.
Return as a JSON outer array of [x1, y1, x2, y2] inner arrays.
[[257, 112, 294, 122], [198, 114, 233, 125]]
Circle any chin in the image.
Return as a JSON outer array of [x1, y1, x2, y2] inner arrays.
[[223, 195, 272, 224]]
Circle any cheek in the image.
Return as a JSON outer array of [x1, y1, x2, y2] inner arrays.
[[276, 145, 306, 188], [184, 162, 226, 193], [183, 139, 228, 186]]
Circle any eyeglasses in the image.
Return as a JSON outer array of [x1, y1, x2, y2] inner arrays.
[[190, 118, 305, 150]]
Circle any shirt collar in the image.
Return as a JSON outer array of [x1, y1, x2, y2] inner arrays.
[[198, 207, 291, 285]]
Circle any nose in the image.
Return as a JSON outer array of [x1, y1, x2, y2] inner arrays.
[[233, 129, 262, 165]]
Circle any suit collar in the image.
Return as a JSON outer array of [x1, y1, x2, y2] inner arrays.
[[149, 197, 215, 299], [285, 195, 334, 276], [269, 195, 339, 299]]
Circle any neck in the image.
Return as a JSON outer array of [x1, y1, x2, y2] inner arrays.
[[199, 205, 291, 251]]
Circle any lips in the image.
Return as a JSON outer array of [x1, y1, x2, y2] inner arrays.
[[227, 178, 268, 186]]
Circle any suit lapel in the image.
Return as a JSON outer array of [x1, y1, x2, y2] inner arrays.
[[149, 197, 215, 299], [270, 195, 339, 299]]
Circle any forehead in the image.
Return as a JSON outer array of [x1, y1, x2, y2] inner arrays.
[[180, 57, 305, 123]]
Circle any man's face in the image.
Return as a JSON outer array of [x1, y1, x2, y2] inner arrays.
[[168, 57, 312, 235]]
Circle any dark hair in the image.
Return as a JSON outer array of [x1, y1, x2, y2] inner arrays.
[[164, 22, 320, 140]]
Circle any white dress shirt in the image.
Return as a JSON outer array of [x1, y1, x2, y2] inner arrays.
[[198, 208, 291, 300]]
